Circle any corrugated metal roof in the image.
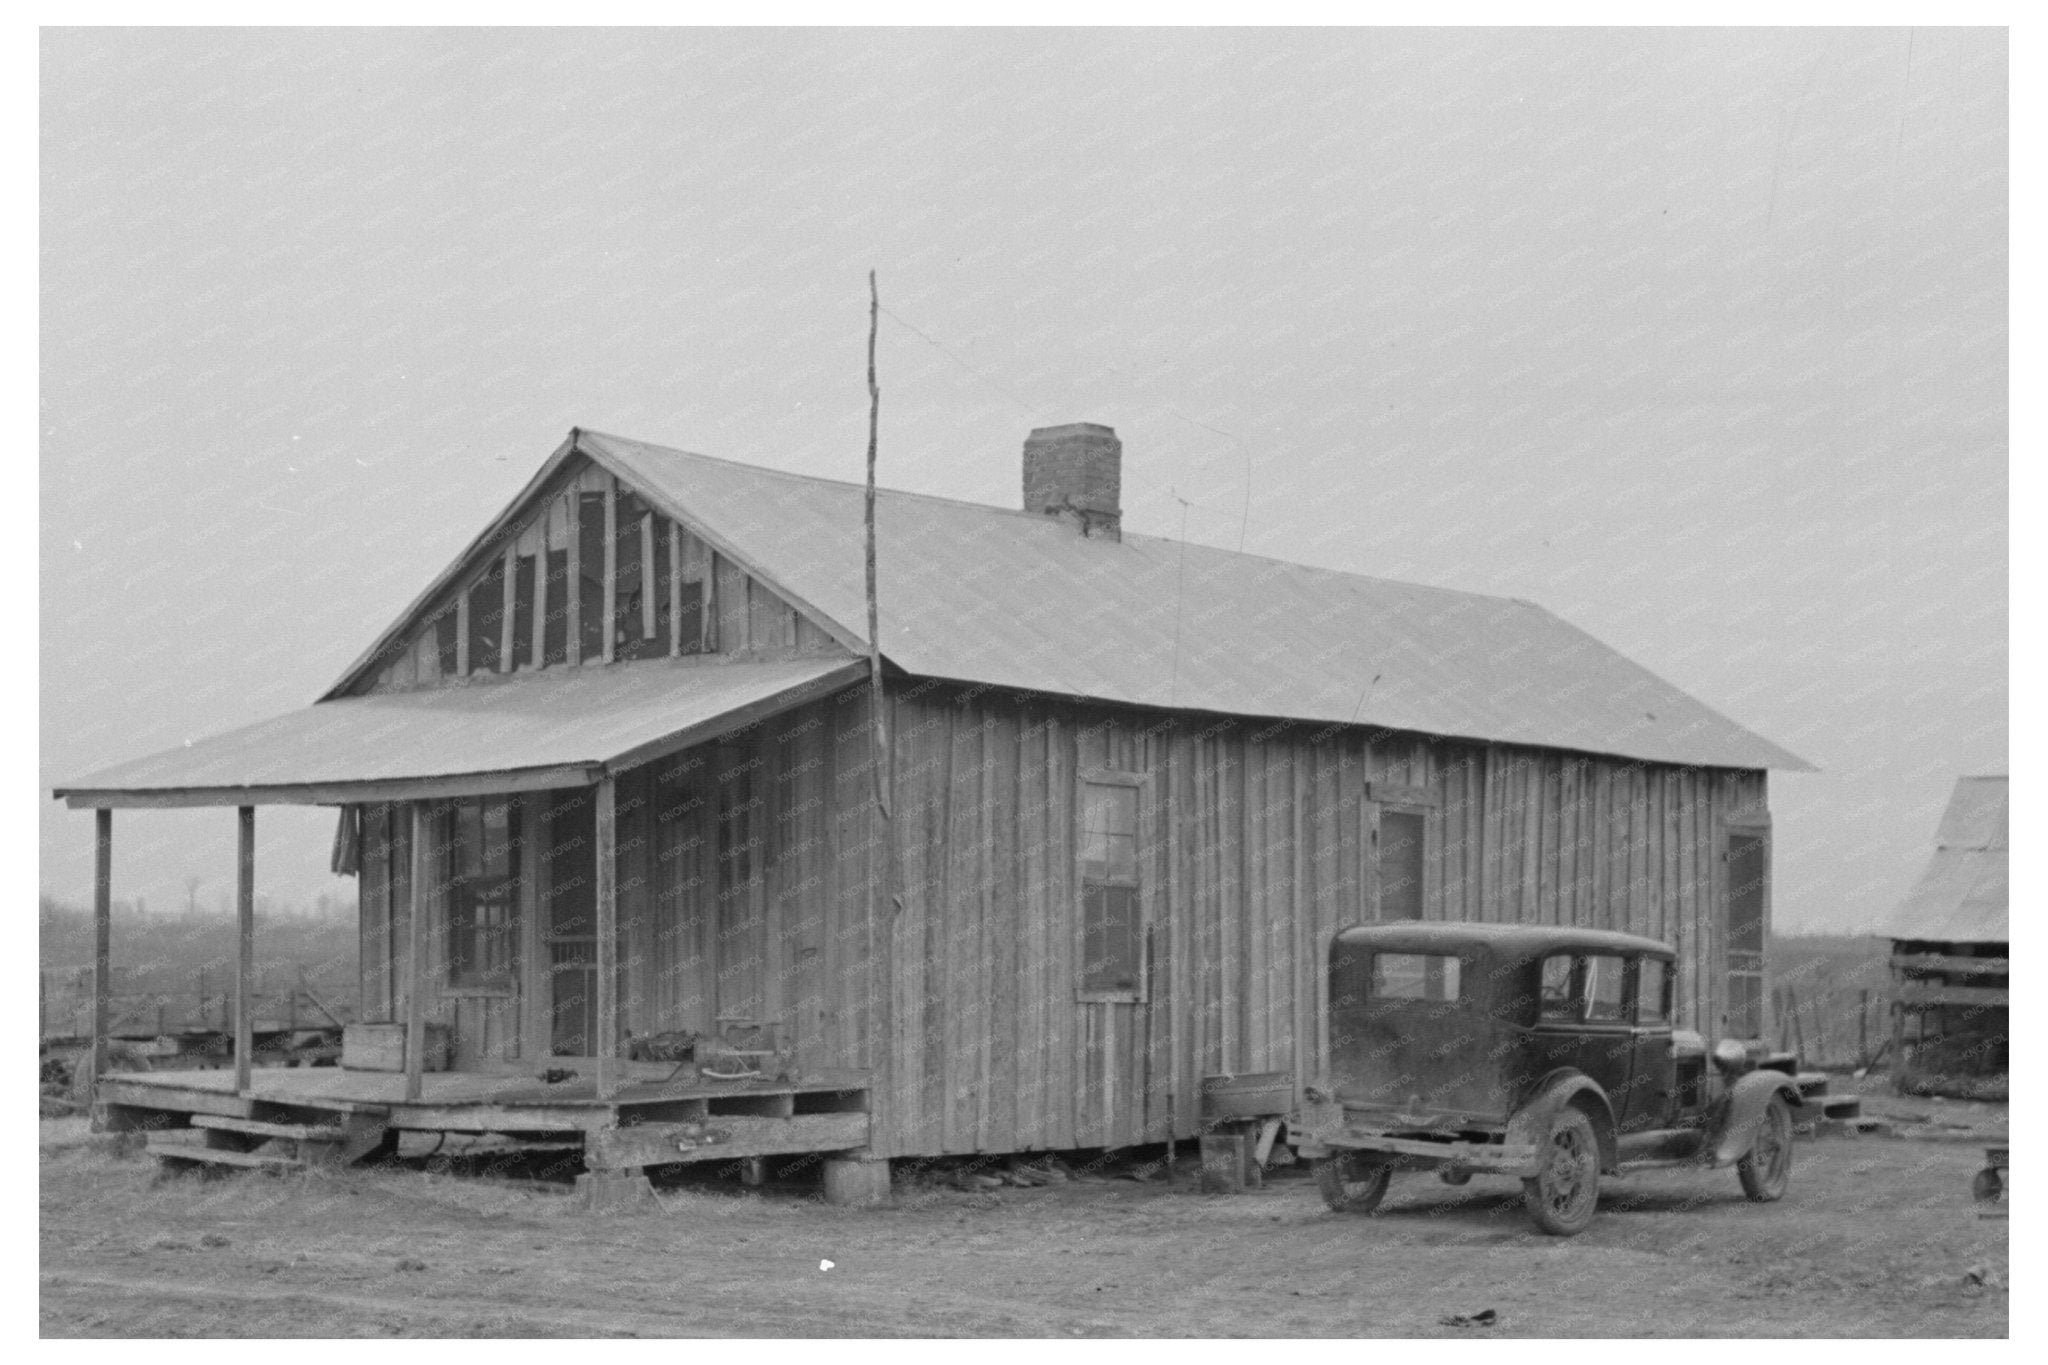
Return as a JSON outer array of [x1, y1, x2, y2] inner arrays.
[[55, 657, 862, 806], [585, 429, 1810, 771], [1880, 775, 2009, 943]]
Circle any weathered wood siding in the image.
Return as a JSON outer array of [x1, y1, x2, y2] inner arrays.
[[353, 686, 883, 1078], [352, 675, 1768, 1161], [875, 682, 1769, 1157], [356, 457, 841, 695]]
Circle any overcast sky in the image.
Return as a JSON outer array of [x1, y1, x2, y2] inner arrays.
[[40, 27, 2005, 933]]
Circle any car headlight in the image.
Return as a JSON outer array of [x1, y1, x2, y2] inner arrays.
[[1712, 1037, 1748, 1071]]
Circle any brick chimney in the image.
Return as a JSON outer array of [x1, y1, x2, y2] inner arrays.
[[1022, 422, 1121, 540]]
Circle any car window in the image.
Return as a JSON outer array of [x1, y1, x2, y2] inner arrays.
[[1584, 954, 1629, 1022], [1371, 952, 1461, 1002], [1635, 957, 1670, 1024], [1538, 954, 1575, 1020]]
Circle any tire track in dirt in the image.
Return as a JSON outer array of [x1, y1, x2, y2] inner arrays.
[[40, 1271, 1049, 1338]]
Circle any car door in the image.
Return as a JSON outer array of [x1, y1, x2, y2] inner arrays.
[[1620, 956, 1676, 1131], [1574, 952, 1637, 1108], [1528, 952, 1636, 1110]]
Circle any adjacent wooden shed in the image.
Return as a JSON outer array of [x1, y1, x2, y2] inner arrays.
[[56, 423, 1810, 1180], [1877, 775, 2008, 1100]]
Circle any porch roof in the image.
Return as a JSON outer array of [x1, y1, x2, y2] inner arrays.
[[52, 655, 865, 809]]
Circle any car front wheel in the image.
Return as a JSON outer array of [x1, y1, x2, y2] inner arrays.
[[1315, 1152, 1392, 1214], [1522, 1107, 1600, 1236], [1737, 1095, 1794, 1202]]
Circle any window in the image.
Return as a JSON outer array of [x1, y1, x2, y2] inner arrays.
[[1377, 809, 1427, 921], [1371, 952, 1462, 1002], [1584, 954, 1629, 1022], [446, 798, 518, 986], [1080, 775, 1143, 997], [433, 609, 458, 677], [578, 492, 607, 661], [512, 554, 536, 669], [1726, 830, 1767, 1038], [1636, 957, 1670, 1024], [1539, 954, 1576, 1020], [542, 548, 570, 666], [467, 559, 504, 674], [613, 493, 672, 662]]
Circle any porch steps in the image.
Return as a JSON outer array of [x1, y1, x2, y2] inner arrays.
[[1792, 1071, 1863, 1128], [192, 1114, 348, 1143], [144, 1103, 391, 1174], [146, 1131, 307, 1173]]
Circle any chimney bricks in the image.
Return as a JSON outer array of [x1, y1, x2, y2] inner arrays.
[[1022, 422, 1121, 540]]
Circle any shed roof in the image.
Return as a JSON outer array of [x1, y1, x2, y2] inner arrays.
[[53, 656, 863, 808], [1879, 775, 2009, 944], [575, 429, 1808, 772]]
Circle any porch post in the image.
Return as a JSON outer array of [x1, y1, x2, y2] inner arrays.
[[405, 800, 430, 1101], [234, 806, 255, 1092], [90, 808, 111, 1095], [594, 775, 618, 1099]]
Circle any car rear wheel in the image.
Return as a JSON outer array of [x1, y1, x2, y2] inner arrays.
[[1737, 1095, 1794, 1202], [1522, 1107, 1600, 1236], [1315, 1152, 1392, 1214]]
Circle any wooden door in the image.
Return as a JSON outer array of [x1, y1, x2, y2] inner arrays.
[[544, 791, 598, 1056], [714, 755, 765, 1027]]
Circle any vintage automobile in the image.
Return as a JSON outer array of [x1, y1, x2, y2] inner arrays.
[[1292, 922, 1802, 1236]]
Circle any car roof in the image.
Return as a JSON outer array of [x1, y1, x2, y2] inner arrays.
[[1331, 920, 1676, 962]]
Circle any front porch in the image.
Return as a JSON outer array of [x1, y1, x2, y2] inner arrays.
[[53, 653, 886, 1206], [97, 1062, 882, 1206]]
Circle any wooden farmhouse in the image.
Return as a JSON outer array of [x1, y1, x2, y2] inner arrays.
[[1877, 774, 2008, 1100], [56, 423, 1810, 1201]]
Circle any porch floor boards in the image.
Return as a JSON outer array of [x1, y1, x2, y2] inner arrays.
[[103, 1066, 872, 1133]]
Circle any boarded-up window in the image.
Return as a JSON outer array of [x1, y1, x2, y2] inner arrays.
[[1377, 808, 1426, 920], [1080, 777, 1142, 996], [1726, 831, 1767, 1038], [513, 554, 536, 669], [467, 560, 504, 674], [578, 493, 607, 661], [446, 797, 518, 986]]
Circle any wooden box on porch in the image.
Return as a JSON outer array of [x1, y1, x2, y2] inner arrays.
[[343, 1021, 451, 1073]]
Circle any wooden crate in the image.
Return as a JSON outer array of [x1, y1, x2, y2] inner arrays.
[[342, 1022, 450, 1073]]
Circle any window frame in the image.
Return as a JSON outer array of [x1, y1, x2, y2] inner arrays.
[[1633, 955, 1674, 1027], [1075, 767, 1149, 1004], [1723, 819, 1772, 1040], [1368, 951, 1464, 1003], [1367, 780, 1439, 923], [443, 796, 521, 994], [1537, 950, 1656, 1026]]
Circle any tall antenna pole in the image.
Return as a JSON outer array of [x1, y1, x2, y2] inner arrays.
[[865, 270, 889, 818]]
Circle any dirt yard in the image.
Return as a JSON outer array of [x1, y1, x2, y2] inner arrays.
[[41, 1109, 2006, 1338]]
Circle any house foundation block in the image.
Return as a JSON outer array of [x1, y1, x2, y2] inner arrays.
[[822, 1155, 892, 1206], [1199, 1133, 1254, 1193], [577, 1170, 656, 1213]]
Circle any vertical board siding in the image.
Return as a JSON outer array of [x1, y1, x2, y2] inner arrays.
[[349, 678, 1766, 1161], [856, 684, 1767, 1158], [362, 456, 846, 694]]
